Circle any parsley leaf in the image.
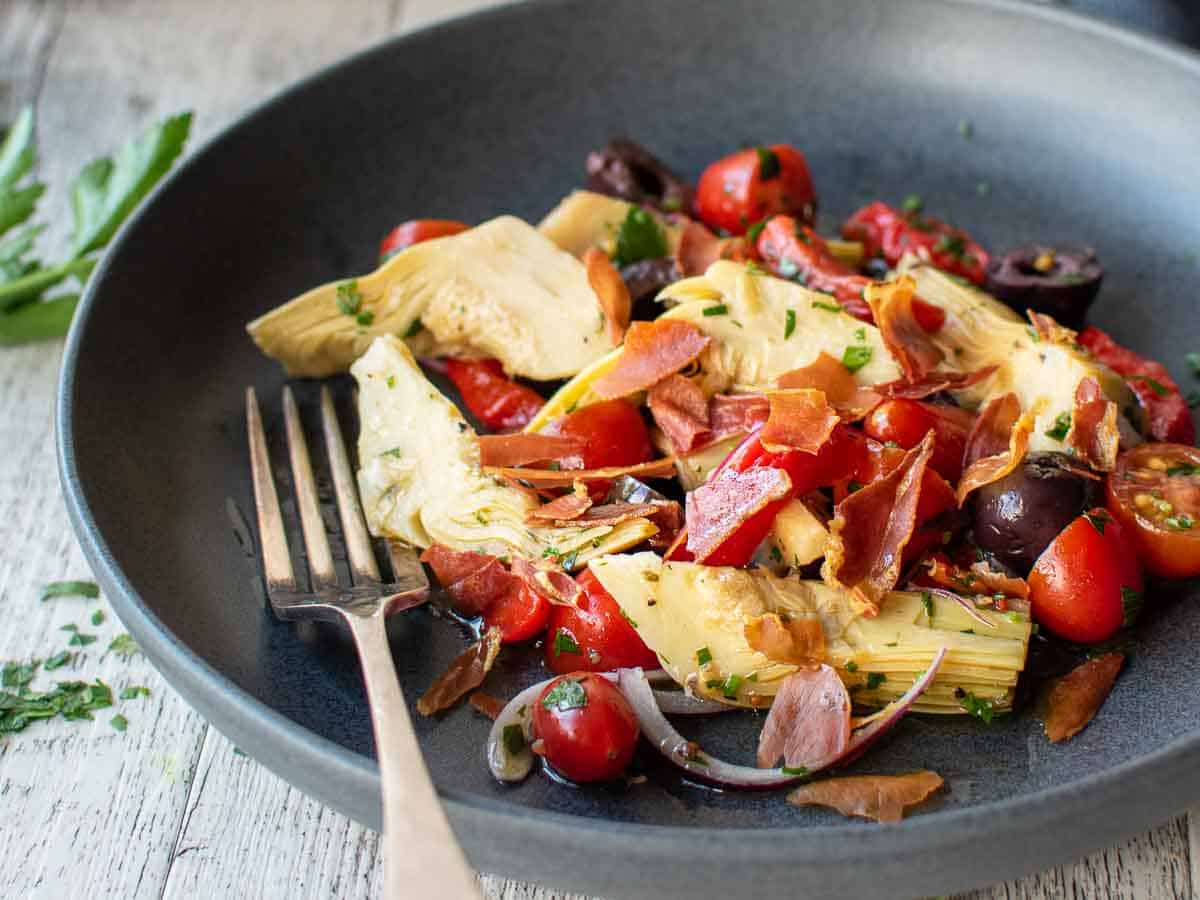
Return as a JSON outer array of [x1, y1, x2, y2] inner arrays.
[[702, 303, 728, 317], [68, 632, 97, 647], [811, 299, 842, 313], [541, 678, 587, 712], [336, 279, 363, 315], [842, 344, 873, 373], [1085, 510, 1110, 535], [41, 580, 100, 601], [755, 146, 780, 180], [721, 674, 743, 698], [120, 685, 151, 700], [553, 629, 581, 657], [1186, 352, 1200, 376], [402, 317, 424, 338], [90, 610, 105, 627], [1127, 374, 1169, 397], [108, 633, 140, 659], [956, 687, 994, 723], [0, 678, 113, 735], [110, 714, 128, 733], [902, 194, 924, 214], [746, 219, 767, 244], [501, 722, 526, 755], [612, 207, 667, 267], [43, 651, 71, 672], [696, 646, 713, 666], [921, 590, 934, 623], [865, 672, 887, 691], [1045, 411, 1072, 441], [784, 308, 797, 339], [1121, 586, 1142, 627]]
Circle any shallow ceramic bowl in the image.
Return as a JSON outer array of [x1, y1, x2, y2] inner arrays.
[[58, 1, 1200, 896]]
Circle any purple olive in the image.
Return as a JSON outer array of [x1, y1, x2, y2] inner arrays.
[[620, 257, 680, 304], [984, 243, 1103, 328], [585, 138, 693, 213]]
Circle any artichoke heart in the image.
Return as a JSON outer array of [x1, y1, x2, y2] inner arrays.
[[901, 262, 1136, 454], [352, 335, 655, 567], [537, 189, 683, 258], [588, 553, 1031, 714], [249, 216, 616, 381]]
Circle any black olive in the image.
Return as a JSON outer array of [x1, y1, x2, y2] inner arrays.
[[620, 257, 680, 307], [585, 138, 693, 213], [984, 243, 1103, 329], [972, 452, 1100, 575]]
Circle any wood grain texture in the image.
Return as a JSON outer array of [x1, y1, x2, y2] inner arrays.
[[0, 1, 1194, 898]]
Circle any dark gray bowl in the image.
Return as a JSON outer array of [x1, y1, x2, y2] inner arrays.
[[57, 1, 1200, 897]]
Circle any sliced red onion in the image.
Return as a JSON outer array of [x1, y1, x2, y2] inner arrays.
[[651, 689, 735, 716], [486, 678, 552, 783], [925, 588, 997, 629]]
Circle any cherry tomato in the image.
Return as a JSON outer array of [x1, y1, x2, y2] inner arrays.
[[863, 399, 973, 483], [544, 569, 659, 674], [695, 144, 816, 236], [1106, 443, 1200, 580], [755, 215, 872, 320], [483, 579, 551, 643], [1078, 326, 1195, 444], [842, 201, 989, 285], [532, 673, 640, 783], [1028, 508, 1144, 644], [544, 398, 654, 499], [443, 358, 545, 433], [378, 218, 470, 262]]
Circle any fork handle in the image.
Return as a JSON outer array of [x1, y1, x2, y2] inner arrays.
[[344, 611, 482, 899]]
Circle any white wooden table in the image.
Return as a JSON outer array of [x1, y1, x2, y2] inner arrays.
[[0, 1, 1195, 897]]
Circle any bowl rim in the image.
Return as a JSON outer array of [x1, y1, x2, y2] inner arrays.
[[55, 0, 1200, 894]]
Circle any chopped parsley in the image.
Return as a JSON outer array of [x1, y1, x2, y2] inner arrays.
[[769, 545, 783, 564], [933, 233, 967, 259], [68, 631, 97, 647], [1121, 586, 1142, 627], [474, 511, 489, 526], [1166, 513, 1195, 531], [619, 609, 638, 629], [1186, 352, 1200, 376], [702, 303, 729, 317], [553, 629, 581, 657], [402, 318, 424, 339], [844, 661, 859, 673], [1085, 510, 1110, 535], [842, 344, 873, 373], [811, 299, 842, 314], [780, 766, 810, 778], [902, 194, 924, 214], [955, 688, 994, 724], [755, 146, 780, 180], [356, 309, 375, 327], [120, 685, 151, 700], [541, 546, 560, 558], [1128, 374, 1168, 397], [43, 651, 71, 671], [110, 714, 128, 733], [784, 308, 797, 339], [921, 590, 934, 623], [746, 219, 767, 244], [0, 678, 113, 735], [744, 261, 767, 277], [865, 672, 887, 691], [335, 279, 363, 316], [1167, 463, 1200, 477], [721, 674, 743, 699], [613, 207, 668, 267], [1045, 411, 1072, 441], [90, 610, 105, 627], [501, 723, 526, 755], [41, 580, 99, 602], [957, 119, 974, 139], [2, 662, 36, 689], [541, 677, 587, 712], [696, 646, 713, 667], [107, 634, 140, 659]]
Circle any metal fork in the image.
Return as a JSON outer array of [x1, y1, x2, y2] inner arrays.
[[246, 384, 482, 900]]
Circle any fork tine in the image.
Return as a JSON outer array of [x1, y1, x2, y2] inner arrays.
[[282, 386, 338, 591], [246, 387, 298, 593], [319, 385, 382, 584]]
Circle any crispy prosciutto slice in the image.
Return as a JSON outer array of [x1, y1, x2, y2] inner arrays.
[[675, 219, 753, 277], [685, 466, 793, 563], [477, 433, 586, 468], [823, 432, 935, 615], [756, 665, 850, 770], [420, 544, 517, 617], [483, 457, 677, 485], [873, 365, 998, 401], [744, 613, 826, 667], [584, 247, 632, 345], [786, 771, 944, 823], [1066, 376, 1120, 472], [525, 483, 593, 523], [925, 555, 1030, 600], [760, 389, 840, 454], [1041, 653, 1124, 743], [417, 626, 502, 716], [955, 392, 1034, 505], [648, 373, 712, 452], [708, 393, 770, 436], [591, 320, 711, 399], [865, 276, 944, 381], [777, 352, 880, 419], [469, 691, 506, 720]]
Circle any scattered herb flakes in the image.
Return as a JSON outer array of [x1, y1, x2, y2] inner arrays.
[[501, 722, 526, 755], [976, 181, 991, 197], [60, 623, 78, 632], [743, 261, 767, 277], [1186, 352, 1200, 376], [553, 629, 581, 657], [844, 661, 859, 673], [768, 545, 784, 564], [1166, 513, 1195, 531], [43, 651, 71, 671], [784, 308, 797, 338], [702, 303, 729, 317], [721, 674, 743, 699], [1121, 586, 1142, 627], [619, 609, 638, 629], [232, 746, 248, 757], [0, 678, 113, 735], [1127, 374, 1168, 397], [541, 677, 587, 712], [1, 662, 37, 689], [902, 194, 924, 214], [780, 766, 810, 778], [109, 714, 128, 733], [1045, 411, 1072, 441], [41, 580, 99, 601], [746, 219, 767, 244], [613, 206, 667, 267], [68, 632, 98, 647], [402, 318, 424, 339], [811, 300, 842, 314], [1085, 510, 1110, 535], [108, 633, 140, 659], [842, 344, 873, 373], [90, 609, 105, 627], [474, 511, 489, 527], [120, 686, 151, 700], [865, 672, 887, 691], [921, 590, 934, 623], [957, 119, 974, 139], [755, 146, 780, 180], [356, 309, 375, 327], [1167, 463, 1200, 477], [955, 688, 994, 723], [335, 279, 363, 316], [696, 646, 713, 666]]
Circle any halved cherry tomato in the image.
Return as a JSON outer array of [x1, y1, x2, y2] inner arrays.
[[482, 579, 551, 643], [755, 215, 872, 320], [863, 399, 973, 483], [443, 358, 545, 433], [532, 672, 640, 783], [1106, 443, 1200, 580], [695, 144, 816, 236], [1028, 508, 1144, 644], [378, 218, 470, 262], [842, 201, 989, 285], [544, 569, 659, 674], [543, 398, 654, 499], [1078, 326, 1196, 444]]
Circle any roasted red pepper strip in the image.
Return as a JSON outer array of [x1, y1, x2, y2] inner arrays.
[[842, 201, 989, 286], [756, 216, 873, 321], [443, 358, 545, 433]]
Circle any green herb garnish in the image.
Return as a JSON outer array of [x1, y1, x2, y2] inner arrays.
[[335, 279, 363, 316], [755, 146, 780, 180], [107, 634, 140, 659], [702, 303, 729, 317], [696, 646, 713, 666], [921, 590, 934, 623], [1085, 510, 1110, 535], [110, 714, 128, 733], [783, 308, 797, 339], [553, 629, 581, 657], [957, 119, 974, 139], [120, 686, 151, 700], [68, 632, 97, 647], [902, 194, 924, 213], [43, 651, 71, 671], [41, 580, 99, 601], [613, 206, 667, 267], [541, 677, 587, 712], [865, 672, 887, 691], [402, 318, 424, 339], [746, 219, 767, 244], [356, 309, 375, 327], [721, 674, 743, 699], [1121, 586, 1142, 626], [811, 300, 842, 314], [956, 688, 994, 723], [1166, 514, 1195, 531], [502, 723, 526, 755], [844, 661, 858, 673], [1128, 374, 1169, 397], [780, 766, 810, 778], [842, 344, 873, 373], [1045, 411, 1072, 441], [90, 610, 105, 627], [0, 678, 113, 735]]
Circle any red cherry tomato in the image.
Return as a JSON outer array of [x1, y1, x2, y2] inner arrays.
[[862, 399, 973, 483], [443, 358, 545, 433], [1028, 508, 1144, 644], [842, 201, 989, 285], [1106, 443, 1200, 580], [1078, 326, 1195, 444], [754, 215, 872, 320], [695, 144, 816, 236], [482, 579, 551, 643], [378, 218, 469, 262], [544, 398, 654, 499], [544, 569, 659, 674], [532, 673, 640, 783]]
